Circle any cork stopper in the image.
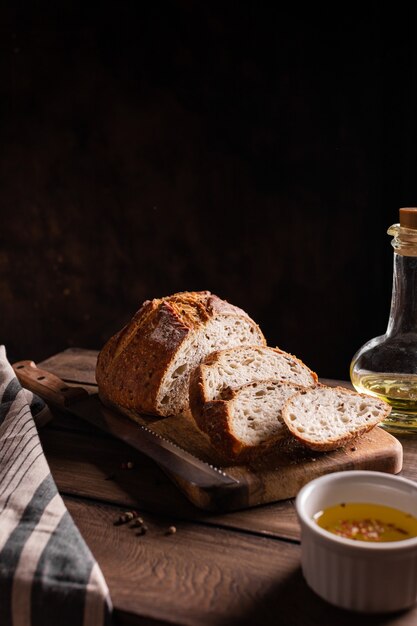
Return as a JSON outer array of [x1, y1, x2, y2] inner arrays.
[[400, 207, 417, 229]]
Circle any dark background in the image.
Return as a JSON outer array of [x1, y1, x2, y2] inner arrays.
[[1, 2, 417, 379]]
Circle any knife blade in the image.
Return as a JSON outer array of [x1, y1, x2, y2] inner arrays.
[[12, 360, 241, 493]]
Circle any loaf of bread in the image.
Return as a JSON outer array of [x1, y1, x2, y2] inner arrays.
[[96, 289, 390, 463], [96, 290, 266, 417], [282, 385, 391, 451], [189, 345, 318, 432], [196, 380, 307, 461]]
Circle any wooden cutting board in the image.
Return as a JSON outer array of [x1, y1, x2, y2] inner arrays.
[[120, 405, 403, 510], [26, 349, 403, 512]]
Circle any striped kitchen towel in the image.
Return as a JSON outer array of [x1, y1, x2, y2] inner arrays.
[[0, 345, 113, 626]]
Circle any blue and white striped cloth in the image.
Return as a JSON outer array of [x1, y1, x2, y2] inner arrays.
[[0, 345, 113, 626]]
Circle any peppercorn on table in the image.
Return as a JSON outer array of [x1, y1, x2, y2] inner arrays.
[[29, 348, 417, 625]]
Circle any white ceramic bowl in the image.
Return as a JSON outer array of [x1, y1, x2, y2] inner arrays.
[[295, 470, 417, 613]]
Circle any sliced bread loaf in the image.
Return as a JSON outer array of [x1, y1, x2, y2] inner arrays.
[[198, 380, 307, 461], [282, 385, 391, 451], [189, 345, 317, 432], [96, 290, 266, 417]]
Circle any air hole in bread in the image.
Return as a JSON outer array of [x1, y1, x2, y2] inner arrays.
[[161, 395, 169, 405], [243, 358, 255, 366], [297, 426, 305, 433], [255, 390, 266, 397], [172, 364, 187, 379]]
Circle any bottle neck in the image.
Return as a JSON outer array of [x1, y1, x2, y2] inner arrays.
[[387, 252, 417, 336]]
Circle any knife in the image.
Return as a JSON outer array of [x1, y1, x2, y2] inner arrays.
[[12, 360, 244, 499]]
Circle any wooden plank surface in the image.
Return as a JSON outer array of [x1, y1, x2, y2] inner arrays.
[[39, 347, 99, 385], [33, 348, 417, 626], [35, 349, 403, 512], [64, 496, 417, 626]]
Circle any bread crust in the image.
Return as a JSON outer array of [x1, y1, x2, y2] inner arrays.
[[189, 363, 213, 431], [285, 423, 373, 452], [96, 291, 265, 416]]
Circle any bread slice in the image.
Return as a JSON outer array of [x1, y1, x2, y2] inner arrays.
[[189, 345, 317, 431], [96, 291, 266, 417], [198, 380, 307, 462], [282, 385, 391, 451]]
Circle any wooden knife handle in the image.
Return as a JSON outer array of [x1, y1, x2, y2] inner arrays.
[[12, 360, 89, 408]]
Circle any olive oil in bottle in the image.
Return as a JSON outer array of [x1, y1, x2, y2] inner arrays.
[[350, 208, 417, 433]]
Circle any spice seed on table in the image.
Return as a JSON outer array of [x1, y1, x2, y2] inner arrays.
[[114, 510, 138, 525], [121, 461, 135, 469], [131, 517, 144, 528]]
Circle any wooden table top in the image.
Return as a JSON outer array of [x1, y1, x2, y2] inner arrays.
[[35, 348, 417, 626]]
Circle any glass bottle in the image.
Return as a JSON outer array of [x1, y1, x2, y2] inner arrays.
[[350, 207, 417, 434]]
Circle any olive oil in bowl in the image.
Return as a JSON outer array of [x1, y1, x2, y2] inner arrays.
[[296, 471, 417, 612], [314, 502, 417, 542]]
